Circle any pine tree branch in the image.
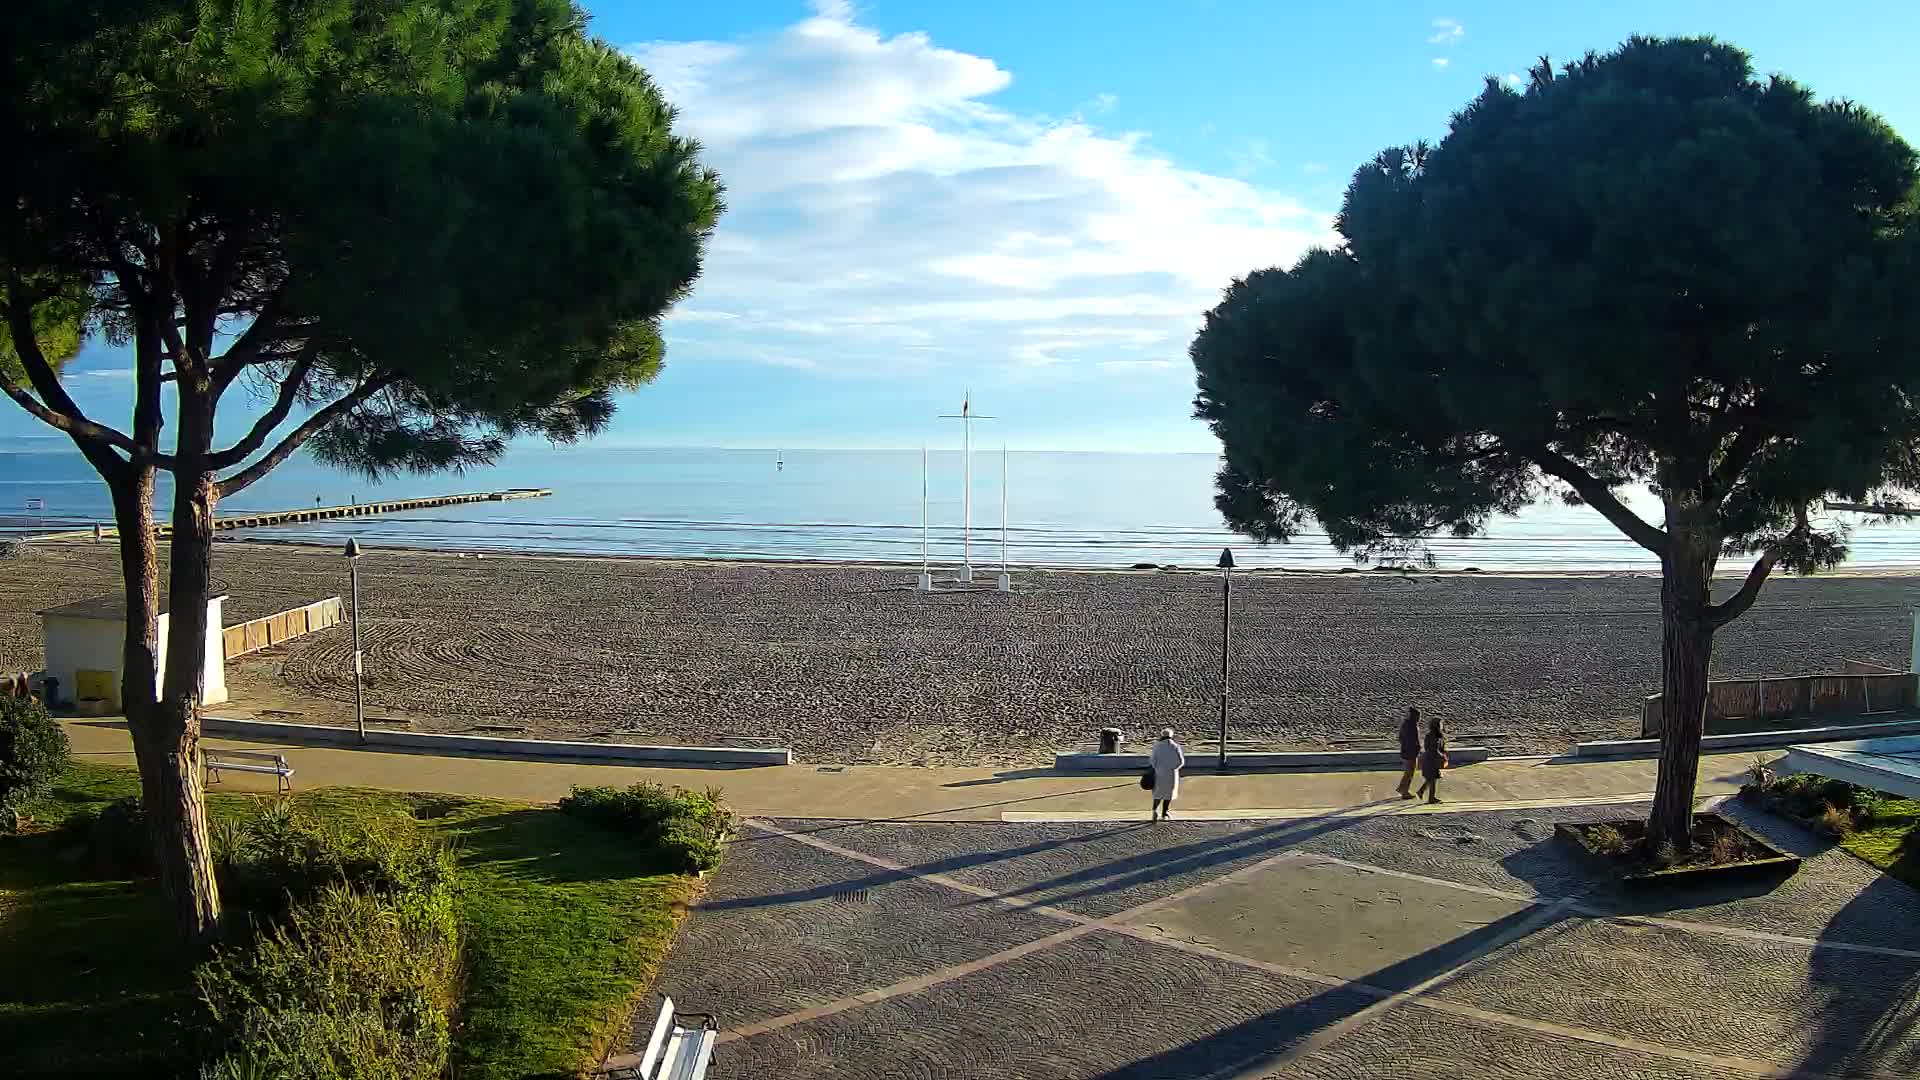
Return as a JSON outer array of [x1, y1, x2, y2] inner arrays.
[[215, 374, 396, 497], [2, 277, 139, 459], [205, 349, 318, 470], [1707, 549, 1781, 629], [1525, 443, 1669, 553], [1705, 505, 1809, 628]]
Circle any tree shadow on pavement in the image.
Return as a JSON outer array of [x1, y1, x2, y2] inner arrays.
[[1088, 904, 1583, 1079], [962, 802, 1405, 914], [698, 823, 1152, 912]]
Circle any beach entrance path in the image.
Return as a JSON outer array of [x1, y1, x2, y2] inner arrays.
[[632, 805, 1920, 1079]]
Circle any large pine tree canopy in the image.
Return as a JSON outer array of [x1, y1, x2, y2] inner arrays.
[[1, 0, 723, 487], [1193, 36, 1920, 577]]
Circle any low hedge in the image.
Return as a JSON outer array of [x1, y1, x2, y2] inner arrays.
[[558, 783, 733, 873]]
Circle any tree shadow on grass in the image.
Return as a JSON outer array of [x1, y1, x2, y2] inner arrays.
[[440, 806, 688, 884], [0, 828, 194, 1080]]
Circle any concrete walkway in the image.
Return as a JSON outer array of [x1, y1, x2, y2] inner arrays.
[[61, 718, 1757, 819]]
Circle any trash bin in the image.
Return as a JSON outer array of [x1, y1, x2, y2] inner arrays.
[[1099, 727, 1122, 754], [40, 676, 59, 710]]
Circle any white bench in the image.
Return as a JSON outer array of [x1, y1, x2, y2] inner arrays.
[[608, 997, 715, 1080], [204, 749, 295, 793]]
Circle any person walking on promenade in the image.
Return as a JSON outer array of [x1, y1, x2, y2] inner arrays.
[[1415, 716, 1448, 804], [1150, 728, 1186, 821], [1396, 706, 1422, 799]]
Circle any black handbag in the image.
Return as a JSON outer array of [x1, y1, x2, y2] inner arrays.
[[1139, 767, 1155, 790]]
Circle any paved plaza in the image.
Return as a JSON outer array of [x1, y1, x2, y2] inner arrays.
[[632, 802, 1920, 1079]]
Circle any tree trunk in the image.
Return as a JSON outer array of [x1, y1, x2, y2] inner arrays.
[[1647, 535, 1716, 852], [155, 390, 226, 942], [107, 462, 223, 942]]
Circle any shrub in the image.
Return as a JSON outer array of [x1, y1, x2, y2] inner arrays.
[[1816, 803, 1855, 839], [559, 783, 734, 873], [218, 801, 456, 922], [196, 882, 459, 1080], [1707, 828, 1743, 866], [0, 694, 69, 829], [1745, 756, 1776, 793], [1650, 841, 1681, 869], [1583, 824, 1631, 856]]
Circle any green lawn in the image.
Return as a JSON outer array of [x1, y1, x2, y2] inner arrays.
[[1841, 795, 1920, 890], [0, 761, 700, 1079]]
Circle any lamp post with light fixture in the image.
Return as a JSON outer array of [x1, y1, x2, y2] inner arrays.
[[1218, 546, 1234, 770], [345, 538, 366, 743]]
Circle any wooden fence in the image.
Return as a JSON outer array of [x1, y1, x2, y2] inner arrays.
[[222, 597, 344, 661], [1640, 665, 1916, 736]]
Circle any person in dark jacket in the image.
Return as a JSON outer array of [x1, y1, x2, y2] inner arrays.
[[1396, 706, 1421, 799], [1415, 717, 1448, 804]]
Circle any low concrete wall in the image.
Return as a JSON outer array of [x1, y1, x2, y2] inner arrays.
[[1575, 716, 1920, 759], [1053, 746, 1491, 772], [201, 715, 791, 766]]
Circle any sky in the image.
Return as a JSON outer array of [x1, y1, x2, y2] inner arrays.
[[22, 0, 1920, 454]]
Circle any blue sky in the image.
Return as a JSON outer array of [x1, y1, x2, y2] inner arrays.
[[24, 0, 1920, 453]]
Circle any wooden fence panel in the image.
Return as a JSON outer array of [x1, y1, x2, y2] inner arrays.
[[220, 596, 346, 660], [1643, 670, 1914, 737]]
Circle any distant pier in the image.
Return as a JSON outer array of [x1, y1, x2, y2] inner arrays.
[[29, 488, 552, 540]]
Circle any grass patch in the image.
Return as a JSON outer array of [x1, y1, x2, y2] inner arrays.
[[0, 759, 704, 1079], [1839, 796, 1920, 890]]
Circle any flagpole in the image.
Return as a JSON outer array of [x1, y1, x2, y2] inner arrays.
[[962, 396, 973, 581], [997, 443, 1011, 592], [917, 446, 932, 592]]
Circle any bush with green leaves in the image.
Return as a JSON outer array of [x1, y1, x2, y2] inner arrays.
[[216, 800, 457, 922], [0, 694, 69, 829], [558, 783, 733, 873], [196, 882, 459, 1080]]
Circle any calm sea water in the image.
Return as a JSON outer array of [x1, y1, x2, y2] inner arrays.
[[6, 438, 1920, 570]]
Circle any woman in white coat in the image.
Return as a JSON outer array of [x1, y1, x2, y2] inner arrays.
[[1149, 728, 1186, 821]]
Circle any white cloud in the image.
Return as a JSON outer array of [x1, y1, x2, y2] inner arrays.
[[630, 5, 1331, 381], [1428, 17, 1464, 46], [1432, 57, 1451, 70], [1088, 92, 1118, 114], [1302, 161, 1328, 175], [1504, 72, 1524, 87]]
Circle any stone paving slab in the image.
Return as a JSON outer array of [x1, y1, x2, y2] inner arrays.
[[779, 815, 1370, 918], [645, 829, 1069, 1030], [711, 930, 1379, 1080], [1434, 915, 1920, 1077], [1258, 1001, 1760, 1080], [1119, 857, 1540, 992]]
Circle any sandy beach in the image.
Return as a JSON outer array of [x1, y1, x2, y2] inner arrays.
[[4, 539, 1917, 765]]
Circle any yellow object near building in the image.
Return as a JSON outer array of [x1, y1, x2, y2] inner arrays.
[[76, 669, 118, 709]]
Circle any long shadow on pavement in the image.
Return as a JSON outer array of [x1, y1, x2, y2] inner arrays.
[[1088, 904, 1584, 1079]]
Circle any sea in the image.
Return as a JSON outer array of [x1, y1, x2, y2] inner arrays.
[[6, 437, 1920, 571]]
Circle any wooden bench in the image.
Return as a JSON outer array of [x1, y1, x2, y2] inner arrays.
[[602, 997, 715, 1079], [204, 749, 295, 794]]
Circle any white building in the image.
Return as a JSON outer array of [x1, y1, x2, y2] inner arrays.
[[38, 594, 228, 709]]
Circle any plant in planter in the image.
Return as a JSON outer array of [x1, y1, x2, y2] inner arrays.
[[1558, 814, 1800, 883], [1742, 772, 1878, 837]]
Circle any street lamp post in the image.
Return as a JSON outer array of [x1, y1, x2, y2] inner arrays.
[[1218, 546, 1234, 770], [344, 538, 366, 744]]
